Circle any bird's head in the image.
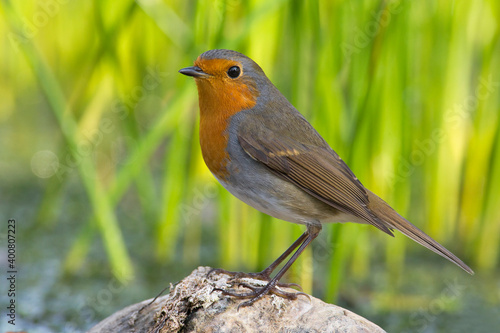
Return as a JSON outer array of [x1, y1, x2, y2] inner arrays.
[[179, 49, 268, 115]]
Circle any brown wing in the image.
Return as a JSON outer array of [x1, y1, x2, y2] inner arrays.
[[238, 128, 394, 236]]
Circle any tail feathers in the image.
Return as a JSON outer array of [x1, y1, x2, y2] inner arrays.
[[367, 191, 474, 275]]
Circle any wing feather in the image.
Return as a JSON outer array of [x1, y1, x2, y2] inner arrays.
[[238, 129, 393, 236]]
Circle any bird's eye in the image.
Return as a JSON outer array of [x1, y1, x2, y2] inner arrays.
[[227, 66, 241, 78]]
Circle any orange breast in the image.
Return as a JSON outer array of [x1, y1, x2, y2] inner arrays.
[[194, 59, 259, 180], [200, 114, 231, 180]]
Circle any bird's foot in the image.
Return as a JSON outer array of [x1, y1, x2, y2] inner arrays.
[[215, 279, 310, 310], [207, 268, 302, 290], [208, 267, 270, 281]]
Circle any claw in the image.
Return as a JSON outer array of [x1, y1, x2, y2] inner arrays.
[[270, 288, 311, 302], [208, 268, 303, 292], [215, 278, 308, 311], [215, 287, 256, 298], [207, 228, 319, 308], [207, 268, 233, 278], [234, 282, 259, 291], [237, 299, 258, 311], [275, 282, 303, 291], [207, 268, 273, 282]]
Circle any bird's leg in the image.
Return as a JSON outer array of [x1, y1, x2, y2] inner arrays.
[[217, 224, 322, 308], [208, 231, 308, 286]]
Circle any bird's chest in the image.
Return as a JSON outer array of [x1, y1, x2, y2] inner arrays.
[[199, 115, 232, 180]]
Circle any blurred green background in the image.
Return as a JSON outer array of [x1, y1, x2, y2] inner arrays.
[[1, 0, 499, 332]]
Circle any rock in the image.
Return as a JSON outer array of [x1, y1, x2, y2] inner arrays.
[[88, 266, 385, 333]]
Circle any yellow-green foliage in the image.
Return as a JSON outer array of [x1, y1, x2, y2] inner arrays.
[[2, 0, 499, 301]]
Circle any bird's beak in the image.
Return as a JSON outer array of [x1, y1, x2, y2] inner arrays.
[[178, 66, 209, 78]]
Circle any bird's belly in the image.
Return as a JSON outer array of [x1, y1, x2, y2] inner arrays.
[[216, 176, 307, 223], [213, 159, 351, 225]]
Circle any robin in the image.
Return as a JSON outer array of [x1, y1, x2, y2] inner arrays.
[[179, 49, 473, 307]]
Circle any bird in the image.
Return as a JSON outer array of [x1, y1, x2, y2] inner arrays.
[[179, 49, 473, 307]]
